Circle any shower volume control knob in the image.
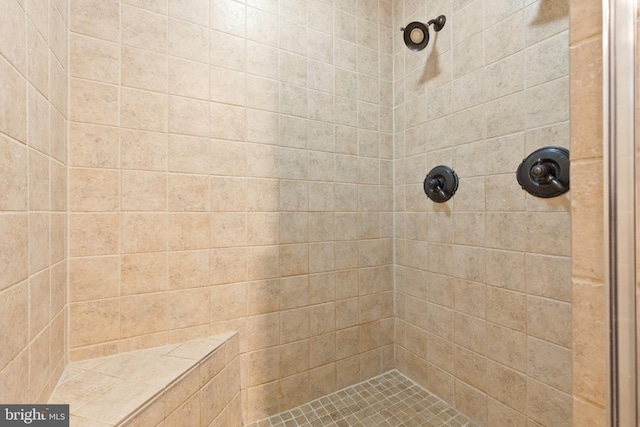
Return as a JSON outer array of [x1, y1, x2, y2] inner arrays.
[[517, 147, 570, 198], [423, 165, 458, 203], [531, 163, 549, 179]]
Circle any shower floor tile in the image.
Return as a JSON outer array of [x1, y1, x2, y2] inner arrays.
[[246, 370, 480, 427]]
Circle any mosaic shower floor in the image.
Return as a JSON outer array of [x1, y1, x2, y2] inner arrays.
[[246, 370, 480, 427]]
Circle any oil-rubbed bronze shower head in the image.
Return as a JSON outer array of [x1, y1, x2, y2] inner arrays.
[[401, 15, 446, 52]]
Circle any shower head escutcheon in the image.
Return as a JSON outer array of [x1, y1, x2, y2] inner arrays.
[[401, 15, 446, 51]]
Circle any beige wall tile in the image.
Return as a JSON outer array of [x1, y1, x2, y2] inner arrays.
[[29, 213, 50, 273], [201, 371, 227, 426], [485, 249, 526, 292], [486, 287, 527, 333], [527, 296, 572, 348], [247, 246, 280, 280], [527, 378, 572, 426], [245, 347, 280, 387], [70, 34, 119, 83], [29, 326, 50, 401], [50, 161, 67, 212], [572, 279, 606, 406], [455, 346, 487, 392], [426, 334, 455, 374], [168, 135, 211, 174], [280, 371, 310, 412], [210, 248, 247, 285], [455, 313, 486, 355], [0, 56, 27, 143], [168, 213, 210, 250], [122, 46, 168, 92], [0, 135, 27, 211], [210, 102, 246, 141], [454, 279, 486, 318], [210, 213, 246, 247], [247, 213, 279, 246], [50, 213, 66, 264], [528, 336, 572, 393], [27, 86, 50, 155], [69, 168, 120, 212], [310, 332, 335, 368], [0, 349, 29, 403], [279, 244, 309, 277], [121, 170, 167, 211], [121, 213, 168, 254], [168, 250, 209, 290], [455, 380, 487, 426], [50, 58, 68, 118], [120, 253, 167, 295], [169, 96, 210, 137], [309, 363, 336, 399], [280, 339, 309, 377], [280, 275, 309, 310], [120, 129, 167, 171], [0, 0, 27, 74], [210, 282, 246, 322], [570, 0, 602, 44], [120, 88, 168, 132], [122, 5, 167, 53], [309, 272, 336, 304], [28, 269, 51, 340], [280, 307, 310, 344], [168, 175, 209, 212], [247, 279, 279, 315], [526, 254, 572, 301], [245, 381, 280, 423], [70, 78, 118, 126], [573, 398, 605, 427], [28, 37, 49, 117], [488, 397, 528, 427], [0, 282, 29, 371], [69, 299, 120, 347], [486, 323, 527, 373], [69, 123, 119, 168], [169, 58, 209, 100], [169, 18, 209, 63], [71, 0, 120, 42], [487, 360, 527, 413], [571, 160, 604, 280], [168, 288, 210, 329], [69, 256, 119, 302], [120, 293, 168, 338], [28, 150, 49, 211], [246, 313, 279, 351]]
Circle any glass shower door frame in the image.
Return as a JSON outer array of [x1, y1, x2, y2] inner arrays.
[[604, 0, 638, 425]]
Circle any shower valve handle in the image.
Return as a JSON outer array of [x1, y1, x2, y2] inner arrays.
[[532, 160, 566, 191], [427, 177, 447, 199]]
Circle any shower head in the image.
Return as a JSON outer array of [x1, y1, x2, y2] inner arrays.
[[401, 15, 446, 51]]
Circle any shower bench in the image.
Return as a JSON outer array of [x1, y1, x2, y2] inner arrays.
[[48, 332, 242, 426]]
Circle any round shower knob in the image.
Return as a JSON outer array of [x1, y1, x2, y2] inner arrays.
[[517, 146, 570, 198], [424, 165, 458, 203]]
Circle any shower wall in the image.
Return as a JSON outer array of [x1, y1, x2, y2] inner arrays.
[[393, 0, 572, 426], [0, 0, 68, 403], [569, 0, 606, 425], [67, 0, 394, 422]]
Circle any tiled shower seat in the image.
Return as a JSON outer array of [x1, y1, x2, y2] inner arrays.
[[48, 332, 241, 427]]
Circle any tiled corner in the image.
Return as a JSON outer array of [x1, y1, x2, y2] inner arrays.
[[246, 370, 480, 427], [50, 333, 241, 427]]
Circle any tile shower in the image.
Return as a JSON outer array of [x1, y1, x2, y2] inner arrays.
[[0, 0, 605, 425]]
